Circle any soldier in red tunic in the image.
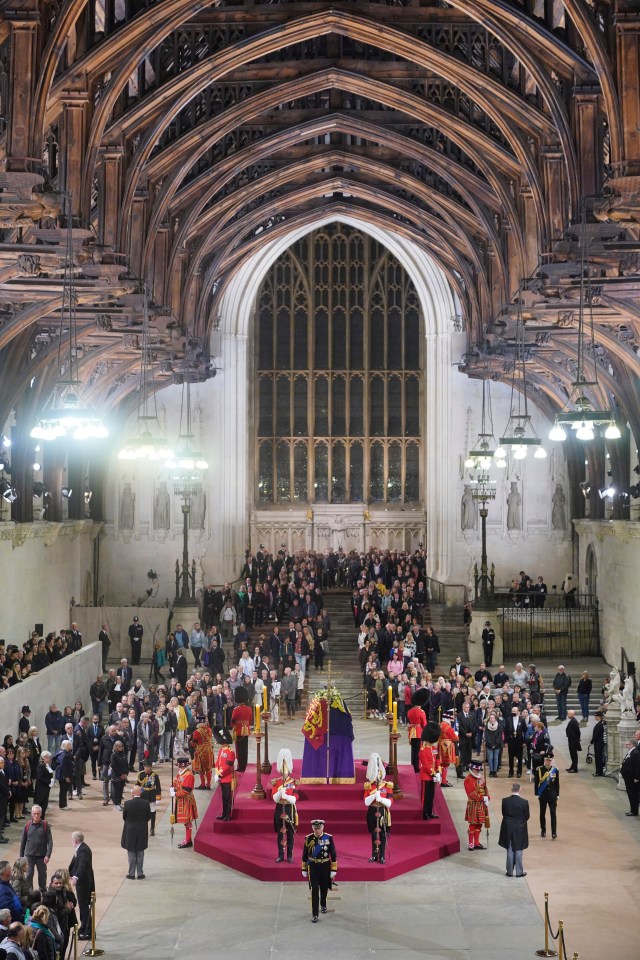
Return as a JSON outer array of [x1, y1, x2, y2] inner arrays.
[[215, 734, 236, 821], [438, 710, 459, 787], [190, 717, 214, 790], [272, 748, 298, 862], [418, 722, 442, 820], [171, 756, 199, 848], [363, 752, 393, 863], [231, 686, 253, 772], [464, 758, 489, 850], [407, 689, 428, 772]]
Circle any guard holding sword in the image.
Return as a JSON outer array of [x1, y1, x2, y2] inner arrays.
[[272, 748, 298, 862]]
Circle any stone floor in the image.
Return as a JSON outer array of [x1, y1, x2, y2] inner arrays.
[[8, 712, 637, 960]]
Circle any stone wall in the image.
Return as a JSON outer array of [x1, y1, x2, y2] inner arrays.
[[0, 521, 100, 644], [573, 520, 640, 670], [0, 643, 102, 741]]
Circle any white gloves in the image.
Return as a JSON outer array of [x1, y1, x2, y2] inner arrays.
[[434, 773, 442, 784], [483, 796, 489, 806], [301, 871, 307, 878], [330, 871, 336, 879], [170, 787, 176, 797]]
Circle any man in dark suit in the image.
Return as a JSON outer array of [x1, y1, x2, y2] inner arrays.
[[173, 650, 188, 686], [128, 617, 144, 666], [565, 710, 581, 773], [119, 659, 133, 694], [591, 710, 606, 776], [88, 716, 105, 780], [499, 782, 529, 877], [457, 704, 476, 773], [621, 730, 640, 817], [121, 786, 152, 880], [69, 832, 95, 940], [506, 707, 526, 778]]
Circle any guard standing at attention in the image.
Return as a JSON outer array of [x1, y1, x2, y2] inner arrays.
[[171, 755, 198, 848], [272, 748, 298, 862], [363, 753, 393, 863], [128, 616, 144, 666], [136, 759, 162, 836], [407, 690, 428, 772], [464, 759, 489, 851], [231, 686, 253, 772], [419, 722, 442, 820], [214, 733, 236, 821], [301, 818, 337, 923]]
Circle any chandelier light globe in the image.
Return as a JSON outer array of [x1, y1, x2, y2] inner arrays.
[[549, 421, 567, 442], [513, 445, 527, 460], [576, 421, 594, 441], [604, 422, 621, 440], [494, 458, 507, 469], [493, 446, 506, 461], [533, 446, 548, 459], [464, 455, 475, 469]]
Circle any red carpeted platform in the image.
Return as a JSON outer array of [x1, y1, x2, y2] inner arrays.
[[193, 760, 460, 881]]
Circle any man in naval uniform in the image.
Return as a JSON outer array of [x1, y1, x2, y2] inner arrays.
[[301, 818, 337, 923]]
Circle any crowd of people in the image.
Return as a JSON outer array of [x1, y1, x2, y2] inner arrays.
[[0, 544, 636, 952], [0, 626, 83, 690]]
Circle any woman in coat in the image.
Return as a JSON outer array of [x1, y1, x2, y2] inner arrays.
[[34, 752, 53, 816]]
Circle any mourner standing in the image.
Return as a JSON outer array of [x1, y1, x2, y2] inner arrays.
[[301, 818, 337, 924]]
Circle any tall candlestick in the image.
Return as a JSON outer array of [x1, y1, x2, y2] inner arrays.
[[262, 686, 268, 711], [392, 701, 398, 733], [256, 705, 261, 734], [387, 685, 393, 712]]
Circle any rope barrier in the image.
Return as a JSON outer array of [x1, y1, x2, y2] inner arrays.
[[535, 892, 577, 960]]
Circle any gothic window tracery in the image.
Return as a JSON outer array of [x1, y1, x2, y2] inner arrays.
[[255, 223, 423, 505]]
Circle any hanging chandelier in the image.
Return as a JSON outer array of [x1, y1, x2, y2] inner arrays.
[[30, 195, 108, 442], [118, 285, 174, 462], [165, 376, 208, 493], [464, 370, 499, 495], [549, 204, 620, 443], [496, 292, 546, 462]]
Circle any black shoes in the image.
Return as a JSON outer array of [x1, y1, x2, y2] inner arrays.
[[625, 812, 638, 817], [126, 874, 135, 879], [287, 857, 293, 863], [566, 768, 577, 773], [541, 831, 546, 837], [312, 916, 318, 924], [276, 856, 284, 863], [321, 907, 327, 914], [552, 834, 557, 840], [516, 872, 527, 877]]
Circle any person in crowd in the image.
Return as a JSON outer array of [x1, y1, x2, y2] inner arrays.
[[577, 671, 593, 721], [69, 832, 94, 941], [19, 806, 52, 893], [591, 710, 606, 777], [9, 860, 30, 910], [565, 710, 581, 773], [0, 862, 23, 921], [27, 905, 56, 960], [55, 741, 74, 811], [552, 665, 571, 721], [0, 921, 27, 959], [109, 740, 129, 811]]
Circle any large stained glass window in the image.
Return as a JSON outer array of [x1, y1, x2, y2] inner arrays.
[[255, 223, 423, 504]]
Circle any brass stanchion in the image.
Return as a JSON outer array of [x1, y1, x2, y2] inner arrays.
[[82, 892, 104, 957], [535, 892, 558, 958], [251, 733, 266, 799], [363, 690, 367, 720], [73, 924, 79, 960], [557, 921, 564, 960], [261, 713, 272, 774], [391, 732, 403, 799]]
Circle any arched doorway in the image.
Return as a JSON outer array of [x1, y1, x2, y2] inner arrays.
[[585, 543, 597, 599]]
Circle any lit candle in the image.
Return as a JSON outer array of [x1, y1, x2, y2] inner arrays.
[[392, 701, 398, 734], [387, 685, 393, 713], [255, 705, 261, 734], [262, 686, 268, 711]]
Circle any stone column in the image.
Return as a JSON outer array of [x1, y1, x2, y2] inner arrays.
[[152, 225, 170, 305], [5, 8, 39, 170], [217, 332, 249, 579], [425, 327, 453, 581], [97, 146, 124, 250], [572, 86, 601, 196]]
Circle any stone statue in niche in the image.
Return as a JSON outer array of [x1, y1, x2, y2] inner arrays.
[[120, 483, 135, 530], [551, 483, 567, 530], [506, 481, 522, 531], [189, 486, 206, 529], [154, 481, 171, 530], [461, 484, 477, 531]]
